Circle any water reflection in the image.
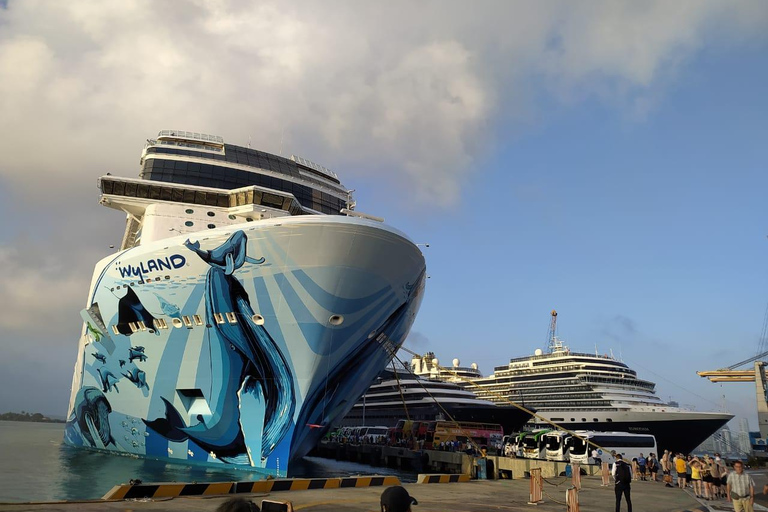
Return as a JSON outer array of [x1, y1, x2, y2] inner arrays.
[[0, 422, 415, 503], [56, 443, 267, 500]]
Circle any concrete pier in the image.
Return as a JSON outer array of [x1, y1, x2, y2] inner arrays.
[[0, 476, 705, 512], [313, 442, 603, 479]]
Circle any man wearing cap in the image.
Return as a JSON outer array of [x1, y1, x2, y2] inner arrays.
[[381, 485, 418, 512]]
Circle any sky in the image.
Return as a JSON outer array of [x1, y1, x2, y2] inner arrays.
[[0, 0, 766, 434]]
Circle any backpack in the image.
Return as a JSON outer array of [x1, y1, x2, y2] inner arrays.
[[615, 461, 631, 485]]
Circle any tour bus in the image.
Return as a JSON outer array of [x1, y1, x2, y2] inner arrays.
[[503, 431, 530, 457], [521, 429, 552, 459], [568, 431, 657, 465], [428, 421, 504, 451], [544, 431, 573, 461], [360, 426, 389, 443]]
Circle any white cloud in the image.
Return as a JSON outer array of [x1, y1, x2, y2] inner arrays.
[[0, 0, 765, 206]]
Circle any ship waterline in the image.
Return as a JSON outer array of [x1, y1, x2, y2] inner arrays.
[[65, 131, 426, 477]]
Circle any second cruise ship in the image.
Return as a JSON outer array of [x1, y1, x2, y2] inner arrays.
[[413, 311, 733, 454]]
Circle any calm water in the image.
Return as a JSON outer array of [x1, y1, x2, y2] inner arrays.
[[0, 421, 414, 503]]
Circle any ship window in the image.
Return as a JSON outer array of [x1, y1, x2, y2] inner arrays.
[[225, 312, 238, 324], [171, 318, 183, 328], [137, 321, 148, 331], [207, 211, 215, 217], [208, 224, 215, 229], [111, 325, 120, 335], [165, 275, 171, 280], [246, 217, 253, 222], [193, 314, 204, 326], [182, 315, 193, 328], [214, 313, 225, 324], [185, 221, 194, 227], [581, 418, 586, 422], [153, 318, 168, 330], [551, 418, 564, 422], [593, 418, 598, 422], [251, 314, 265, 325], [228, 215, 236, 220], [185, 209, 194, 214], [129, 322, 139, 333], [570, 418, 575, 422]]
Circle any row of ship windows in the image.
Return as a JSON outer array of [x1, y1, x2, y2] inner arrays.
[[550, 418, 614, 423], [184, 221, 217, 229], [110, 312, 266, 334]]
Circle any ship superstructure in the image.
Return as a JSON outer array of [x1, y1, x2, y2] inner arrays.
[[340, 365, 533, 432], [65, 130, 426, 476], [413, 312, 733, 454]]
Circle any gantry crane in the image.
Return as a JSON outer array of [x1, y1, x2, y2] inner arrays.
[[698, 349, 768, 439]]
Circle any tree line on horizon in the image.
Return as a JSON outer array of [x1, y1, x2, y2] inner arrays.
[[0, 411, 65, 423]]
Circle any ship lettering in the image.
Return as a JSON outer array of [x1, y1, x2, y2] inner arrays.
[[118, 255, 186, 281]]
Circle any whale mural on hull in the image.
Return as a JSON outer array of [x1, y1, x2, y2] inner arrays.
[[144, 231, 295, 465]]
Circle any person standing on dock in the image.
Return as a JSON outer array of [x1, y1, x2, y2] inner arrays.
[[661, 450, 673, 487], [675, 453, 687, 489], [612, 454, 633, 512], [727, 460, 755, 512]]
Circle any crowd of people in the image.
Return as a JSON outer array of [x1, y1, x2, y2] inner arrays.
[[610, 451, 756, 512]]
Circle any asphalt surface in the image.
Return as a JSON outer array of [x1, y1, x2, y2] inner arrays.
[[0, 475, 704, 512]]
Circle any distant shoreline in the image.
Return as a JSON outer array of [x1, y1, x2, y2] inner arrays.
[[0, 413, 65, 424]]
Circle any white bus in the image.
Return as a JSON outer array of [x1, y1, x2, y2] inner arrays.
[[544, 431, 572, 461], [521, 429, 552, 459], [568, 431, 657, 465]]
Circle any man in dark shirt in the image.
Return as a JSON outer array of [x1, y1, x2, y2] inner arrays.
[[612, 454, 633, 512]]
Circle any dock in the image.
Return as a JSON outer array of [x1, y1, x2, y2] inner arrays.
[[0, 475, 707, 512], [313, 441, 603, 479]]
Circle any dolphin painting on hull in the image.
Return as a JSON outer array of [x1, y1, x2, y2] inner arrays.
[[144, 230, 295, 465]]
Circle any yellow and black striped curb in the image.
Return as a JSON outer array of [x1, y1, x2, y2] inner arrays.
[[103, 475, 402, 500], [417, 474, 471, 484]]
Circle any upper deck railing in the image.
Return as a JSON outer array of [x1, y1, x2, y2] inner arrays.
[[157, 130, 224, 144]]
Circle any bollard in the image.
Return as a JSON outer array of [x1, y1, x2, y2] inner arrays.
[[566, 486, 580, 512], [571, 462, 581, 490], [601, 462, 611, 486], [528, 468, 543, 505]]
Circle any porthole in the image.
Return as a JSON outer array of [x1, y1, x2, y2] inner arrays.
[[172, 318, 183, 328], [228, 215, 236, 220], [329, 314, 344, 326], [246, 217, 253, 222], [251, 314, 265, 325], [185, 221, 194, 227], [185, 209, 194, 214], [207, 211, 215, 217], [208, 224, 216, 229], [367, 330, 377, 339]]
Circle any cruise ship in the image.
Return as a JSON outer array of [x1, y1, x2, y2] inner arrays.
[[413, 312, 733, 454], [339, 362, 533, 432], [64, 130, 426, 476]]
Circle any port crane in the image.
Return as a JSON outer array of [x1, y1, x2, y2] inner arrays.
[[698, 349, 768, 439]]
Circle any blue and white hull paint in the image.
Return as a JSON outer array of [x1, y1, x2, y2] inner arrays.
[[65, 215, 426, 476]]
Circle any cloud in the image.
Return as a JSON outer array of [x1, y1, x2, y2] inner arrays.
[[0, 0, 767, 412], [0, 0, 765, 206]]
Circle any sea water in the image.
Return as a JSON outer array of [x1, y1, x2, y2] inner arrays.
[[0, 421, 414, 503]]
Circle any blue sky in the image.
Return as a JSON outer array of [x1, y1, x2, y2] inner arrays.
[[361, 43, 768, 429], [0, 1, 766, 435]]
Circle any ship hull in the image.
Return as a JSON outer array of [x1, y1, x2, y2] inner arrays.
[[531, 410, 732, 454], [64, 216, 426, 476]]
